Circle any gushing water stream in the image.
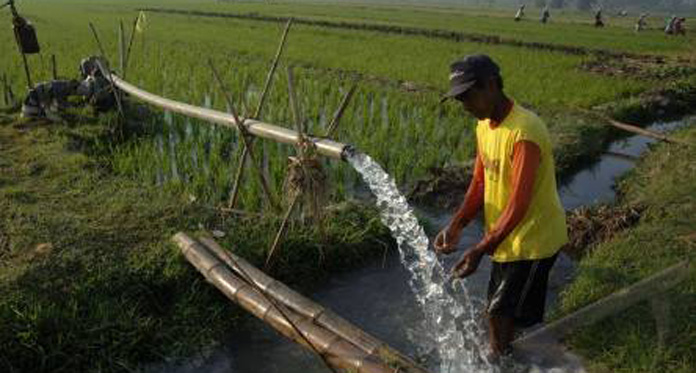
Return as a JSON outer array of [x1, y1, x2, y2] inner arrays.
[[346, 151, 493, 373]]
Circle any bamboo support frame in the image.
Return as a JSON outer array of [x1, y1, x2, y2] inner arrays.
[[197, 236, 429, 373], [173, 233, 417, 373], [228, 18, 293, 209], [110, 75, 351, 160], [209, 59, 280, 211], [512, 260, 691, 347]]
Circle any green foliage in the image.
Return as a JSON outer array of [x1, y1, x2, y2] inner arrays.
[[556, 124, 696, 373], [0, 113, 393, 372]]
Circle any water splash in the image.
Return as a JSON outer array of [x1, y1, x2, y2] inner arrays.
[[347, 151, 493, 373]]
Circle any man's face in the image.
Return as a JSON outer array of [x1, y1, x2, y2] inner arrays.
[[455, 78, 496, 120]]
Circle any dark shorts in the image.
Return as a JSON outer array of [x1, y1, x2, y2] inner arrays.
[[486, 253, 558, 328]]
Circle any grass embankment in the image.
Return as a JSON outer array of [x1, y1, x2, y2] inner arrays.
[[556, 122, 696, 373], [0, 112, 393, 372]]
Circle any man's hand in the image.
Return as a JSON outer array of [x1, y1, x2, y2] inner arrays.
[[433, 225, 461, 255], [452, 248, 484, 278]]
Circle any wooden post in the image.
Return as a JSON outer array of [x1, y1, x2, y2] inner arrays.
[[118, 20, 125, 76], [1, 73, 7, 107], [512, 260, 690, 347], [50, 54, 57, 80]]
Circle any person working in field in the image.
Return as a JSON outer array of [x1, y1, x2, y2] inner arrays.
[[514, 4, 525, 22], [435, 55, 568, 359], [594, 7, 604, 28], [540, 6, 550, 24], [635, 13, 649, 33]]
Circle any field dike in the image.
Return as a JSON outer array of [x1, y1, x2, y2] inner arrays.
[[139, 7, 662, 60], [555, 125, 696, 373]]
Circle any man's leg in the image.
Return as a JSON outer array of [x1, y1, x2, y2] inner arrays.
[[488, 315, 514, 357]]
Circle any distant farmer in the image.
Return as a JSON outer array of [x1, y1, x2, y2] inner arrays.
[[635, 13, 649, 33], [594, 7, 605, 28], [540, 6, 550, 24], [436, 55, 568, 360], [674, 17, 687, 36], [514, 4, 525, 22], [665, 15, 677, 34]]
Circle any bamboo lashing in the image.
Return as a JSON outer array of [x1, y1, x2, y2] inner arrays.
[[228, 18, 293, 209]]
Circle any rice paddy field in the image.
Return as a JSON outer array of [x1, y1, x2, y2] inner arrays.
[[3, 0, 694, 209], [1, 0, 695, 372]]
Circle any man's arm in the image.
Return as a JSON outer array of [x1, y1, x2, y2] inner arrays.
[[450, 152, 485, 231], [475, 140, 540, 255], [434, 153, 484, 253]]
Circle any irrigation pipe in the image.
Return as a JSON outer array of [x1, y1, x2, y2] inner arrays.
[[109, 74, 352, 160]]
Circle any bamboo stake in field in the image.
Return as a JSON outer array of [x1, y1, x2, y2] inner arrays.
[[123, 16, 138, 80], [118, 20, 125, 76], [264, 66, 312, 271], [326, 83, 357, 138], [1, 73, 8, 106], [228, 18, 293, 210], [50, 54, 57, 80], [88, 22, 127, 125], [208, 59, 280, 212]]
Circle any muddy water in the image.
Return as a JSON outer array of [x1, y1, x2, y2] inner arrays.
[[151, 120, 687, 373]]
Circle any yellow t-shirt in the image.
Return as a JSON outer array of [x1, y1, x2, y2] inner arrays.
[[476, 103, 568, 263]]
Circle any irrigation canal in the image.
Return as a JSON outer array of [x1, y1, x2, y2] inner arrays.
[[150, 119, 690, 373]]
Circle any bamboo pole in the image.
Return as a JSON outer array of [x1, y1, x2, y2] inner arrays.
[[110, 75, 351, 160], [50, 54, 57, 80], [581, 109, 693, 146], [326, 83, 357, 138], [264, 192, 300, 271], [1, 73, 7, 106], [228, 18, 293, 209], [512, 260, 691, 347], [198, 236, 430, 373], [208, 59, 280, 211], [123, 16, 138, 80], [118, 20, 125, 76], [173, 233, 403, 373]]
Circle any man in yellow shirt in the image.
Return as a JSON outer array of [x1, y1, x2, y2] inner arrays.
[[435, 55, 568, 359]]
